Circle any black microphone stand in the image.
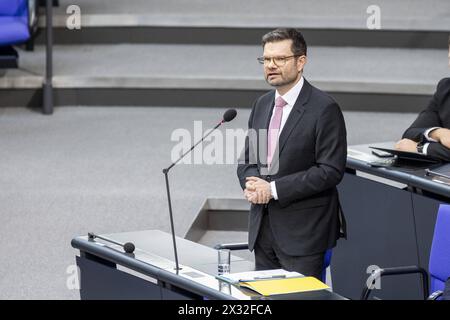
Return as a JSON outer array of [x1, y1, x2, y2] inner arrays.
[[163, 120, 225, 273]]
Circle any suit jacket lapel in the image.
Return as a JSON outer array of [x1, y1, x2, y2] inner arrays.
[[254, 91, 275, 173], [277, 79, 312, 155], [263, 91, 276, 130]]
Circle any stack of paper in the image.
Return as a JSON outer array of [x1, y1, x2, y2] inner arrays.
[[216, 269, 302, 284], [216, 269, 330, 296], [239, 277, 330, 296]]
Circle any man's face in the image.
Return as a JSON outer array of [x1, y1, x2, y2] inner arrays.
[[262, 39, 306, 90]]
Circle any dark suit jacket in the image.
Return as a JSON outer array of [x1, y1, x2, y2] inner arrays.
[[237, 79, 347, 256], [402, 77, 450, 162]]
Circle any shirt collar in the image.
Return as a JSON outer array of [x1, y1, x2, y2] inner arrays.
[[275, 76, 304, 107]]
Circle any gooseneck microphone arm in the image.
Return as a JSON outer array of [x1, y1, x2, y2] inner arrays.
[[163, 121, 223, 173], [88, 232, 135, 254], [162, 109, 237, 273]]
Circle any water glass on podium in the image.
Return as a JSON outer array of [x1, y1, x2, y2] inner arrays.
[[217, 249, 230, 275]]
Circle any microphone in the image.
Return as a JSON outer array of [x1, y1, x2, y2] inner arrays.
[[222, 109, 237, 123], [88, 232, 135, 254], [163, 109, 237, 273]]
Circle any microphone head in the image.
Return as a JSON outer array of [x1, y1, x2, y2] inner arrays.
[[223, 109, 237, 122], [124, 242, 135, 254]]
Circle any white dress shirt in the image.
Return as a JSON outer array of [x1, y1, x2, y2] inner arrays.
[[422, 127, 440, 155], [269, 76, 304, 200]]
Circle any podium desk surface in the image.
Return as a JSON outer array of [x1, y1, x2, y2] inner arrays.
[[72, 229, 346, 300]]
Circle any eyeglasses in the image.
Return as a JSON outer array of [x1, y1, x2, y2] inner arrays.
[[257, 55, 301, 67]]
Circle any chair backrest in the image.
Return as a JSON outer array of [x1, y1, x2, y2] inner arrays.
[[429, 204, 450, 293], [321, 248, 332, 283], [0, 0, 28, 17]]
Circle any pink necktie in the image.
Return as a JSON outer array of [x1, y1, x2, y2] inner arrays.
[[267, 96, 287, 167]]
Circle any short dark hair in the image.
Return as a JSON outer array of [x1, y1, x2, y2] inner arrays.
[[262, 28, 307, 56]]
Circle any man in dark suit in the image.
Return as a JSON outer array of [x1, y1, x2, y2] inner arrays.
[[237, 29, 347, 279], [395, 78, 450, 162]]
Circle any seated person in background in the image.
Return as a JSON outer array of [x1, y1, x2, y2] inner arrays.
[[395, 77, 450, 162]]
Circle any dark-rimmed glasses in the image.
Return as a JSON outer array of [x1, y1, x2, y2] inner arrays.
[[257, 55, 301, 67]]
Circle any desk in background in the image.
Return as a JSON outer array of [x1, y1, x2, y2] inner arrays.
[[334, 142, 450, 300]]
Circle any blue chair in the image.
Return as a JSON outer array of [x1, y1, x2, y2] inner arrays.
[[0, 0, 33, 68], [214, 242, 333, 283], [361, 204, 450, 300], [0, 0, 31, 47], [321, 248, 332, 283], [428, 204, 450, 297]]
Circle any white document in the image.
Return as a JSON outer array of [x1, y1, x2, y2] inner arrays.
[[216, 269, 303, 284]]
